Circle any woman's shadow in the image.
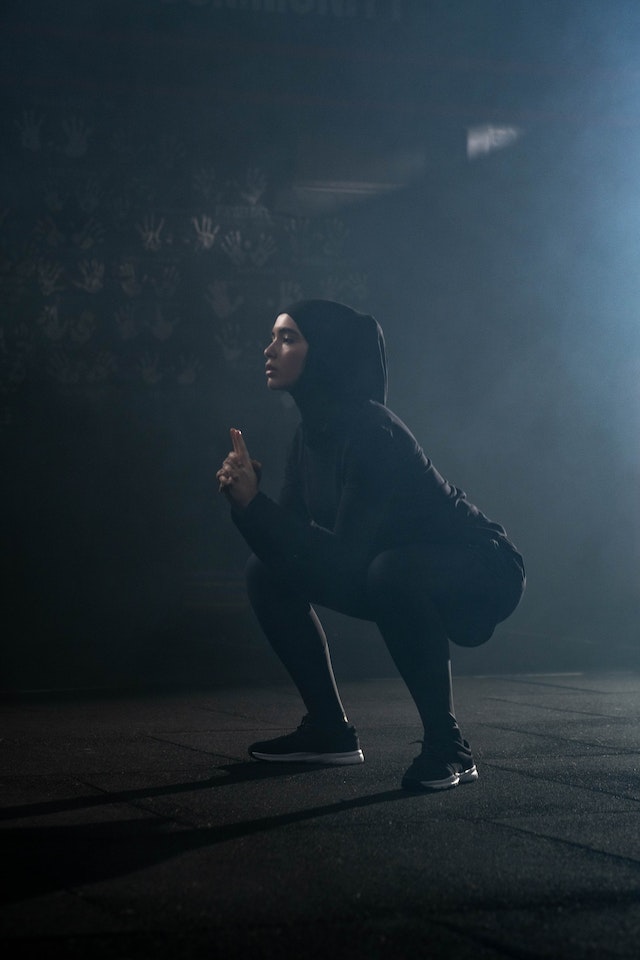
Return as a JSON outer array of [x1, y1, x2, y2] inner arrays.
[[1, 761, 410, 903]]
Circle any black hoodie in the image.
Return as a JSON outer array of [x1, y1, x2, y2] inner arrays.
[[232, 300, 524, 612]]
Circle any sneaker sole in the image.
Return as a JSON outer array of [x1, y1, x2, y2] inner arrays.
[[402, 765, 478, 792], [250, 749, 365, 765]]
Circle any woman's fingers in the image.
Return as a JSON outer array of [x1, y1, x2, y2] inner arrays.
[[230, 427, 251, 463], [217, 430, 259, 507]]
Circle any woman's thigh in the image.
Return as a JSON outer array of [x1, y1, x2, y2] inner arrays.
[[245, 540, 524, 645], [365, 540, 524, 645]]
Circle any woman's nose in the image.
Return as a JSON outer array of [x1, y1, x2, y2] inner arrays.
[[264, 341, 276, 358]]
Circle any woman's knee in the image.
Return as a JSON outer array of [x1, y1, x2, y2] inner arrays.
[[245, 553, 308, 608], [365, 548, 417, 604]]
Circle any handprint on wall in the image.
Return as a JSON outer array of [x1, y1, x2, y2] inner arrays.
[[137, 214, 165, 252], [61, 117, 92, 159], [239, 167, 267, 207], [37, 303, 67, 340], [72, 218, 105, 251], [74, 259, 104, 293], [284, 217, 316, 263], [16, 110, 44, 152], [277, 280, 304, 310], [250, 233, 277, 268], [205, 280, 244, 320], [138, 353, 163, 386], [220, 230, 247, 268], [69, 310, 98, 343], [148, 307, 179, 341], [151, 264, 180, 299], [114, 304, 139, 340], [86, 351, 117, 383], [192, 167, 219, 202], [37, 261, 65, 296], [75, 176, 104, 214], [213, 319, 243, 367], [34, 217, 65, 248], [116, 261, 142, 298], [191, 214, 219, 251], [175, 355, 201, 385]]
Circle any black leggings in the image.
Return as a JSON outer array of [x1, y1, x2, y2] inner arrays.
[[245, 540, 524, 745]]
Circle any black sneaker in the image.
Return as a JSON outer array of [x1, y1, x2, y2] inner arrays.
[[401, 739, 478, 792], [249, 715, 364, 765]]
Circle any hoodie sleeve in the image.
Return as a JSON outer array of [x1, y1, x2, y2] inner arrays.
[[230, 424, 390, 605], [230, 407, 518, 606]]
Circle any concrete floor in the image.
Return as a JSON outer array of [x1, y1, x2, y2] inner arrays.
[[2, 671, 640, 958]]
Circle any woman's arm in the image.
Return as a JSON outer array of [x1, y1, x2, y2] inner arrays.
[[230, 428, 390, 605]]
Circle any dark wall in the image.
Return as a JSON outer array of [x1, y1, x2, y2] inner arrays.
[[1, 0, 639, 689]]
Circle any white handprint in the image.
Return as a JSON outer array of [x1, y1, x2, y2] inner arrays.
[[151, 265, 180, 299], [117, 261, 142, 297], [239, 167, 267, 207], [137, 215, 165, 252], [250, 233, 276, 268], [220, 230, 247, 268], [74, 259, 104, 293], [192, 214, 219, 251]]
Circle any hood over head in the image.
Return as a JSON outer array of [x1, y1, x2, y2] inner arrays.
[[282, 299, 388, 413]]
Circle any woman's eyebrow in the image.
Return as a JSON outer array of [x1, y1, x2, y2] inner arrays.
[[273, 326, 300, 337]]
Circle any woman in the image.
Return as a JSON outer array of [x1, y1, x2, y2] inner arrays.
[[216, 299, 525, 792]]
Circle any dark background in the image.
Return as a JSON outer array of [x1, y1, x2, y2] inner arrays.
[[1, 0, 638, 691]]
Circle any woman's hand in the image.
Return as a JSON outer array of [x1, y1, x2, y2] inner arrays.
[[216, 428, 261, 509]]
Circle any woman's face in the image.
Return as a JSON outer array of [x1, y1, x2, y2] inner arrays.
[[264, 314, 308, 390]]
